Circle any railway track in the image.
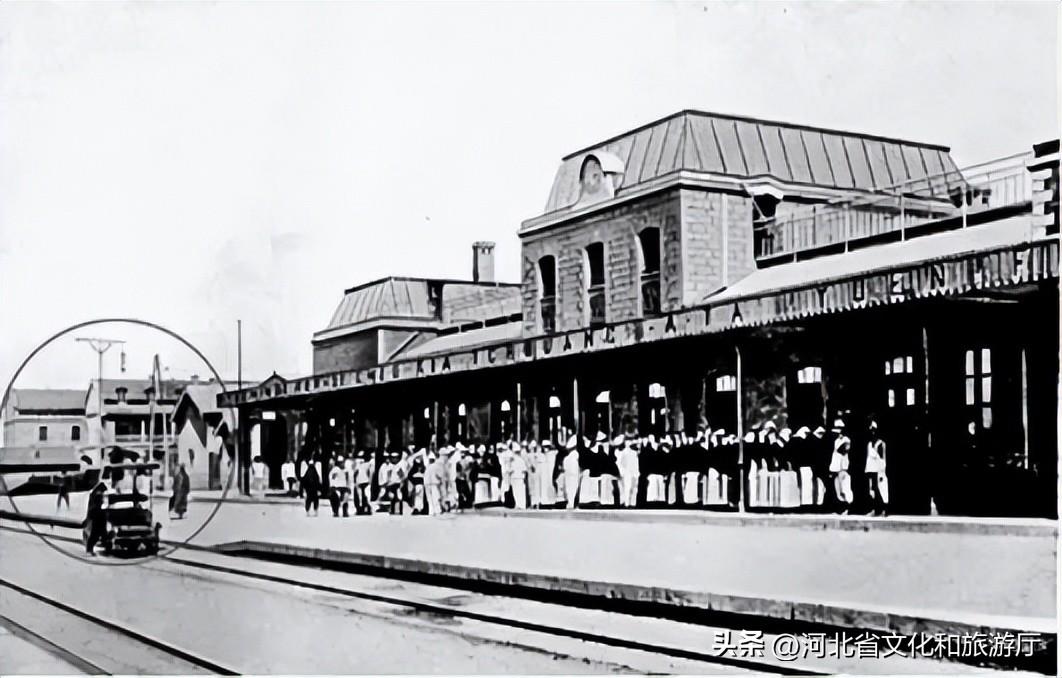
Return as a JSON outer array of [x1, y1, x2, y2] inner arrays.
[[0, 576, 238, 675], [0, 523, 828, 675]]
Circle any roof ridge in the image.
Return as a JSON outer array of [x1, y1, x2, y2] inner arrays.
[[561, 109, 950, 161]]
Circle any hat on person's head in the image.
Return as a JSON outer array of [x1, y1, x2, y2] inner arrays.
[[868, 420, 879, 431], [795, 426, 810, 438], [541, 439, 554, 448], [764, 421, 778, 432], [594, 431, 607, 443], [564, 435, 578, 450], [611, 435, 625, 447], [476, 444, 486, 453], [779, 428, 792, 442], [744, 431, 756, 443], [832, 419, 846, 432], [813, 425, 826, 436]]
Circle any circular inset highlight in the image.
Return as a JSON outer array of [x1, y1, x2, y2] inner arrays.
[[1, 318, 239, 565]]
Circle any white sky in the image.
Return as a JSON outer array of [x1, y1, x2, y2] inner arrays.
[[1, 1, 1058, 393]]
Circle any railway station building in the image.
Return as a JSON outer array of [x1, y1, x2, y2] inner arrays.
[[221, 111, 1060, 518]]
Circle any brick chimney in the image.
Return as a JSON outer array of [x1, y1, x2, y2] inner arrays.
[[1028, 139, 1059, 236], [472, 241, 495, 283]]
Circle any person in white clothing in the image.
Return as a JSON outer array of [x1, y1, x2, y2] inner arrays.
[[829, 419, 852, 513], [539, 440, 557, 507], [250, 456, 267, 497], [281, 458, 298, 497], [616, 435, 640, 507], [527, 441, 544, 509], [328, 460, 350, 517], [792, 427, 815, 507], [864, 420, 888, 516], [510, 446, 529, 509], [353, 452, 374, 515], [497, 443, 514, 507], [561, 436, 581, 509], [424, 452, 444, 515]]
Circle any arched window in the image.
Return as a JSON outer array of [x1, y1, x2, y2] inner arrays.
[[638, 227, 661, 315], [538, 255, 557, 333], [585, 242, 606, 327]]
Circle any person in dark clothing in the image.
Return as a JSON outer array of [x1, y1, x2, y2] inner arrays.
[[481, 446, 502, 506], [83, 482, 108, 556], [301, 458, 321, 516], [455, 448, 475, 509], [171, 464, 191, 519], [56, 471, 71, 512]]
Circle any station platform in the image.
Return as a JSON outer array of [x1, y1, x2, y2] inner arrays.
[[4, 492, 1056, 646]]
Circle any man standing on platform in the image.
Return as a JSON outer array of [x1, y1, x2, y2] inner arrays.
[[281, 457, 298, 497], [829, 420, 853, 513], [354, 451, 374, 514], [424, 451, 443, 515], [561, 434, 581, 509], [617, 434, 640, 508]]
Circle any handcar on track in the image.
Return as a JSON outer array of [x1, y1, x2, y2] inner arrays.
[[88, 446, 162, 557]]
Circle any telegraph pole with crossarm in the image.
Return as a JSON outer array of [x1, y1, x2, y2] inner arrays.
[[76, 337, 126, 464]]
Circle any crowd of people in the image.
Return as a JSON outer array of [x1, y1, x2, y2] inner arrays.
[[279, 417, 890, 518]]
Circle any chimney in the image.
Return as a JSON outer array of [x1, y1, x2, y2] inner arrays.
[[472, 241, 495, 283]]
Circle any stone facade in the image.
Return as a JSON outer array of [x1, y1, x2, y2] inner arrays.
[[520, 192, 682, 334], [520, 187, 760, 334], [679, 189, 757, 303]]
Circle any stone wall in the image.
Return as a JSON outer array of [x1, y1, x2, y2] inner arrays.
[[520, 192, 682, 334], [520, 187, 763, 335], [680, 189, 758, 303]]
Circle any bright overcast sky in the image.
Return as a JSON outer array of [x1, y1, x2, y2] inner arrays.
[[0, 1, 1058, 393]]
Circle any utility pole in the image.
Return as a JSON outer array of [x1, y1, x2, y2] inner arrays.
[[76, 337, 126, 465], [237, 320, 245, 495]]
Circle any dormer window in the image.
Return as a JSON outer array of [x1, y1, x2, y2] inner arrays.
[[750, 189, 782, 258], [585, 242, 606, 328], [574, 152, 624, 208], [115, 387, 128, 404], [427, 281, 443, 319], [538, 255, 557, 334], [638, 227, 661, 316]]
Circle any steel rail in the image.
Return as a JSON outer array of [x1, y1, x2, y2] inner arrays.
[[0, 576, 239, 675]]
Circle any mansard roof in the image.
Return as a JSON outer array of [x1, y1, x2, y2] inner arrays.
[[542, 109, 960, 215]]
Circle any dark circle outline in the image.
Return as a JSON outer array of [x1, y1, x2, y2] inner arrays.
[[1, 318, 239, 566]]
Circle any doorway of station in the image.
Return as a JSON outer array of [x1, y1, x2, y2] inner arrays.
[[259, 416, 289, 490]]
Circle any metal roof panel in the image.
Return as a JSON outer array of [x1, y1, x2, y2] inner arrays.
[[845, 137, 874, 189], [761, 126, 792, 181], [822, 134, 855, 188], [735, 120, 768, 175], [780, 127, 812, 184]]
